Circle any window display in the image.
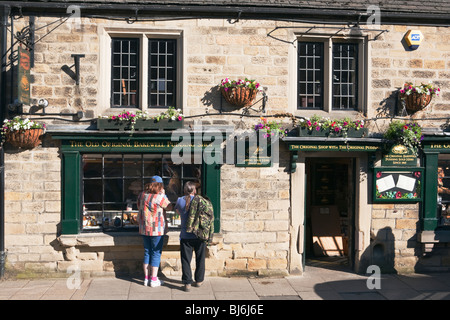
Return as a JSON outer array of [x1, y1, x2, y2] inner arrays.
[[81, 153, 201, 232]]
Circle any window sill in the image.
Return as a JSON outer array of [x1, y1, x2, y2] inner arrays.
[[419, 230, 450, 243], [58, 230, 182, 247]]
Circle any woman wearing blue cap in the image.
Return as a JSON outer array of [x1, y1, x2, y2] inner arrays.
[[137, 175, 170, 287]]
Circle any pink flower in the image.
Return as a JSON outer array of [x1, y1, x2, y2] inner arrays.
[[316, 126, 320, 131], [177, 116, 182, 121]]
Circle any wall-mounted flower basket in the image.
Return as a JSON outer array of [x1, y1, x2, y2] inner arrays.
[[221, 87, 257, 108], [6, 128, 44, 148], [401, 93, 432, 113], [219, 78, 260, 108], [399, 82, 440, 113], [1, 117, 46, 149], [97, 118, 184, 131]]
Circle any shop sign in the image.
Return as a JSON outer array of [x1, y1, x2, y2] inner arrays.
[[289, 144, 379, 152], [235, 134, 272, 167], [373, 167, 423, 203], [18, 46, 31, 105], [64, 139, 210, 151], [425, 143, 450, 153], [382, 144, 417, 167]]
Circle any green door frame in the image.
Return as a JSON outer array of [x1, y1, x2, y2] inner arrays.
[[422, 136, 450, 231]]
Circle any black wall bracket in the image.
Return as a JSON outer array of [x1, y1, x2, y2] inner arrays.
[[61, 54, 85, 85]]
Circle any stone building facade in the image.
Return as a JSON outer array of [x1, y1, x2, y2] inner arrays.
[[0, 0, 449, 278]]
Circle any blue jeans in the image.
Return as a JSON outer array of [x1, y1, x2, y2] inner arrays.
[[142, 235, 164, 267]]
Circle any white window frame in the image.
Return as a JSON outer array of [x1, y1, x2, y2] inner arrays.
[[291, 35, 368, 117], [99, 27, 184, 115]]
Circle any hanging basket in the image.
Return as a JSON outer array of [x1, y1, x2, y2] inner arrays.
[[220, 87, 257, 108], [5, 128, 44, 148], [401, 92, 432, 113]]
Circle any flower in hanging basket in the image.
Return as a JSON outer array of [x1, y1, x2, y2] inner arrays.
[[254, 117, 288, 138], [399, 81, 440, 112], [219, 78, 260, 107], [383, 120, 423, 155], [1, 116, 46, 148]]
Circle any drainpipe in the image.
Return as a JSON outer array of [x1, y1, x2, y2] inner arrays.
[[0, 4, 9, 279]]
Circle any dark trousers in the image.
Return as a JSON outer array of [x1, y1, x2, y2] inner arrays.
[[180, 238, 206, 284]]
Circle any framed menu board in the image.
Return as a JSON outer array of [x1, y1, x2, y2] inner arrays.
[[373, 167, 423, 203]]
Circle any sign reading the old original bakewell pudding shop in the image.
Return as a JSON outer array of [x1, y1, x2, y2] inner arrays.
[[382, 144, 417, 167]]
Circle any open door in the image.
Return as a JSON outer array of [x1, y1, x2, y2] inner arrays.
[[305, 158, 355, 268]]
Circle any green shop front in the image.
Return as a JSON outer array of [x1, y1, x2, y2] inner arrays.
[[47, 127, 450, 275], [419, 133, 450, 267], [50, 128, 221, 274], [284, 130, 450, 274]]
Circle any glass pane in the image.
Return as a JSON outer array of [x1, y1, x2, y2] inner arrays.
[[104, 178, 123, 203], [83, 179, 102, 203], [113, 54, 120, 66], [124, 178, 142, 211], [124, 154, 142, 177], [104, 155, 122, 177], [82, 154, 102, 178], [143, 154, 162, 177]]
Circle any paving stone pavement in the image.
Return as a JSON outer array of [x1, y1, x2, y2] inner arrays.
[[2, 265, 450, 300]]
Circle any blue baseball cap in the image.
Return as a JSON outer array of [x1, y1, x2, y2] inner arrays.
[[151, 175, 163, 183]]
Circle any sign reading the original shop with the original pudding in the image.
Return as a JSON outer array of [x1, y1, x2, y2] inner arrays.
[[382, 144, 417, 167], [288, 144, 379, 152]]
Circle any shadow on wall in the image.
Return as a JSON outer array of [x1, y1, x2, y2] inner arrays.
[[359, 227, 397, 274]]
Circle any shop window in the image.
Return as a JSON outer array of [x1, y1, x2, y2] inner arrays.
[[297, 38, 365, 112], [81, 153, 201, 232], [437, 155, 450, 227]]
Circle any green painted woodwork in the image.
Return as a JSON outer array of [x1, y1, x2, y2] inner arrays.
[[56, 134, 221, 235], [203, 156, 221, 233], [423, 151, 439, 231], [61, 151, 81, 234]]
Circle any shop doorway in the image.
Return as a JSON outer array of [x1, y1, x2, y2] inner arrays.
[[305, 158, 356, 269]]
